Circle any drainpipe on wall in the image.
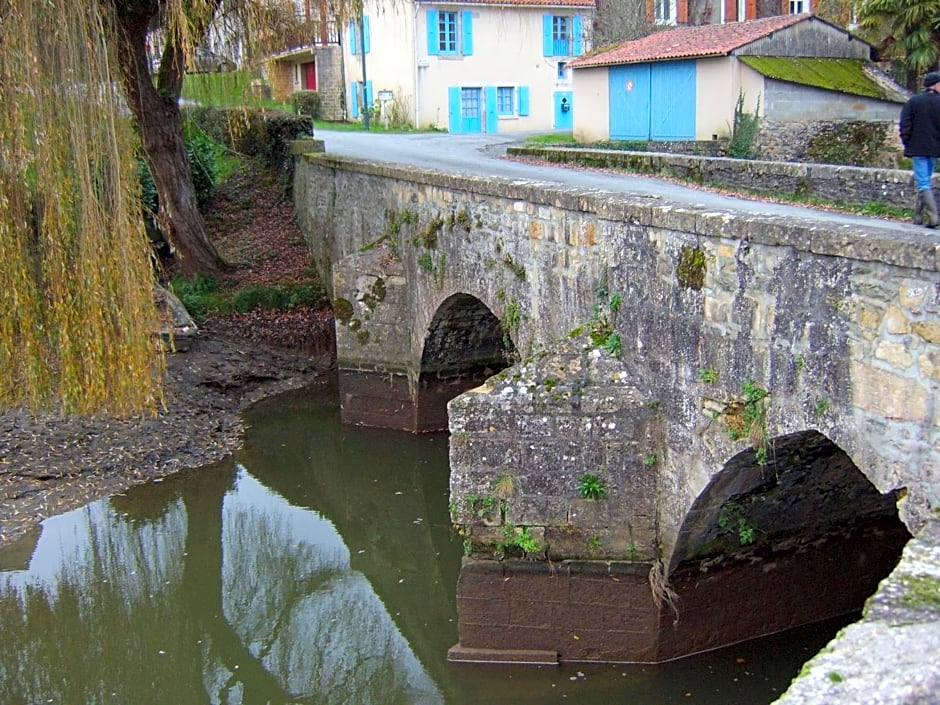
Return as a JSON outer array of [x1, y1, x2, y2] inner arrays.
[[359, 8, 370, 130], [413, 6, 420, 128]]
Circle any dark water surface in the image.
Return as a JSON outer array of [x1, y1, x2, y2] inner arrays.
[[0, 382, 852, 705]]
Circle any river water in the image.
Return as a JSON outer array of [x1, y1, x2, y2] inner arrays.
[[0, 381, 853, 705]]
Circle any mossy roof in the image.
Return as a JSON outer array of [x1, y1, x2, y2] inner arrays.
[[738, 56, 903, 103]]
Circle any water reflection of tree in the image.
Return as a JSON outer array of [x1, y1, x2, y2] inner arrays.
[[0, 464, 443, 705], [0, 500, 194, 704], [219, 469, 443, 705]]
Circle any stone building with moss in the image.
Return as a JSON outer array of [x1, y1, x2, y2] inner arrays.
[[570, 14, 908, 162]]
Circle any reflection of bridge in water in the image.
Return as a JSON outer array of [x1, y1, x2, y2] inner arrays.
[[0, 464, 443, 705]]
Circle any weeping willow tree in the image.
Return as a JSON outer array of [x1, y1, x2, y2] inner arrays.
[[0, 1, 164, 414]]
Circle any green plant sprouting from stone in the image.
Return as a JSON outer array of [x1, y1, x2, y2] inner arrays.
[[697, 367, 719, 383], [587, 534, 602, 553], [588, 285, 624, 358], [496, 524, 542, 558], [813, 397, 829, 418], [677, 245, 707, 290], [718, 500, 755, 546], [644, 453, 657, 467], [723, 379, 771, 465], [501, 300, 521, 358], [577, 473, 609, 500], [502, 253, 526, 280]]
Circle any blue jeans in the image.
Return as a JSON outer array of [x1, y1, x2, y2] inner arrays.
[[913, 156, 936, 191]]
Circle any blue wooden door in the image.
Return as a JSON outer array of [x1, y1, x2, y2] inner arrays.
[[608, 64, 651, 140], [447, 87, 482, 133], [650, 61, 695, 140], [554, 91, 573, 130], [461, 87, 482, 133]]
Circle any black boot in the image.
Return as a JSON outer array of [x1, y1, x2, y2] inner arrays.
[[914, 191, 924, 225], [922, 189, 940, 228]]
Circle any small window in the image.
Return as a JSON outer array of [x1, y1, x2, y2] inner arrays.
[[543, 14, 583, 57], [552, 16, 570, 55], [557, 61, 568, 80], [497, 86, 515, 115], [438, 10, 458, 53], [654, 0, 675, 24], [789, 0, 808, 12]]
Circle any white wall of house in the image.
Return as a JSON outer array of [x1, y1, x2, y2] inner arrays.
[[344, 3, 418, 123], [572, 66, 609, 142], [695, 57, 765, 140], [343, 0, 592, 132]]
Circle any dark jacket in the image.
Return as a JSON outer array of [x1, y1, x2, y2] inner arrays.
[[899, 89, 940, 157]]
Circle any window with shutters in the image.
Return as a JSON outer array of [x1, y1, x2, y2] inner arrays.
[[428, 9, 473, 56]]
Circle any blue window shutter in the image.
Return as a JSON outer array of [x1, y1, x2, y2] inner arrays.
[[518, 86, 530, 116], [573, 15, 583, 55], [461, 10, 473, 56], [349, 82, 359, 118], [349, 20, 359, 55], [365, 80, 373, 111], [543, 15, 553, 57], [448, 86, 461, 133], [363, 16, 371, 54], [485, 86, 497, 132], [427, 10, 439, 55]]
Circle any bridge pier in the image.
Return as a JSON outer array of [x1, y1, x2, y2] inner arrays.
[[446, 333, 911, 663]]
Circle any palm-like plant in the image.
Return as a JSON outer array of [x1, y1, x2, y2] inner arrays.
[[857, 0, 940, 88]]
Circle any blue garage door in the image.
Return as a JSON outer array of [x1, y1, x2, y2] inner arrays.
[[650, 61, 696, 139], [609, 64, 651, 140], [609, 61, 696, 140]]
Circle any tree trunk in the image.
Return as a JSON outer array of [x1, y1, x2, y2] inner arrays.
[[108, 0, 227, 277]]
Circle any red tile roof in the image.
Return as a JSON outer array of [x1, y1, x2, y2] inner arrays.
[[571, 14, 819, 69], [417, 0, 594, 6]]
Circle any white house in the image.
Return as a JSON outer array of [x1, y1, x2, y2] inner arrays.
[[342, 0, 595, 133]]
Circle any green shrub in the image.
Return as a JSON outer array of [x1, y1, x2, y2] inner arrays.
[[232, 283, 325, 313], [729, 91, 760, 159], [805, 121, 889, 167], [183, 125, 218, 204], [183, 106, 311, 182], [170, 274, 227, 321], [291, 90, 321, 119]]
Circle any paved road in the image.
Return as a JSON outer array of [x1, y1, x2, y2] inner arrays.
[[316, 130, 930, 237]]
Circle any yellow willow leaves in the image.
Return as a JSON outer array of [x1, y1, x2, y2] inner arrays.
[[0, 0, 164, 415]]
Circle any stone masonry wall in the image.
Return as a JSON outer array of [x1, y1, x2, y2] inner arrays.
[[508, 145, 918, 208], [293, 151, 939, 561]]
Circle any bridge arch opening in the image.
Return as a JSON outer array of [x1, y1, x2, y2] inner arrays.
[[662, 430, 910, 654], [415, 293, 516, 432]]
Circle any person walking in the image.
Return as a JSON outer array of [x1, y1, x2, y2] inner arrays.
[[900, 71, 940, 228]]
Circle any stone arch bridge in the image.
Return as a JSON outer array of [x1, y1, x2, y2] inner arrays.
[[294, 151, 939, 662]]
